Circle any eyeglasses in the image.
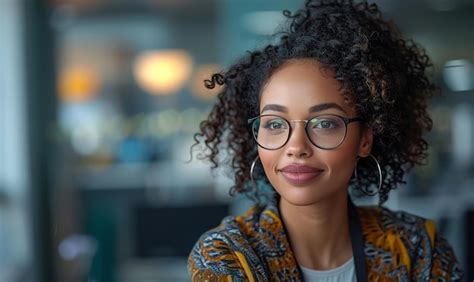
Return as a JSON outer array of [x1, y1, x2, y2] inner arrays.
[[247, 114, 362, 150]]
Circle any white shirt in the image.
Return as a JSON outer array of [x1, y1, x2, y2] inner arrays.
[[299, 257, 357, 282]]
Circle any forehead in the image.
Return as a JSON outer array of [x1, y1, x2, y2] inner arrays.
[[259, 59, 353, 115]]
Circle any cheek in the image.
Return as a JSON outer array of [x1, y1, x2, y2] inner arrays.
[[257, 148, 278, 179], [319, 134, 360, 179], [321, 150, 356, 174], [314, 150, 357, 192]]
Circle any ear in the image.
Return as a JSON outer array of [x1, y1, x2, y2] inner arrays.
[[357, 126, 373, 157]]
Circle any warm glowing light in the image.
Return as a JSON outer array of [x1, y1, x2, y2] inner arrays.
[[58, 66, 101, 103], [191, 64, 222, 100], [133, 50, 193, 95]]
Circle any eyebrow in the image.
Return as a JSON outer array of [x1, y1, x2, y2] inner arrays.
[[260, 103, 347, 114]]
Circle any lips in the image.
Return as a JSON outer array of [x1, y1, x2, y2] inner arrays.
[[279, 164, 323, 186]]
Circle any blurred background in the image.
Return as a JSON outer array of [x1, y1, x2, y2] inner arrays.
[[0, 0, 473, 281]]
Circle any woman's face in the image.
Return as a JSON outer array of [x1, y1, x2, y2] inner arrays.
[[258, 58, 373, 206]]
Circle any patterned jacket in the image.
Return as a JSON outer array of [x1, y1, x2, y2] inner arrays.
[[188, 195, 463, 281]]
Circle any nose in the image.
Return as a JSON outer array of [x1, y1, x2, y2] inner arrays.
[[285, 121, 313, 158]]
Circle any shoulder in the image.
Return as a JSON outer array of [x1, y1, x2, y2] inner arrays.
[[356, 204, 436, 246], [356, 205, 463, 280], [187, 205, 266, 280]]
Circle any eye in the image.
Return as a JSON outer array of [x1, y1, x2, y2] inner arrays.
[[310, 117, 342, 130], [318, 120, 337, 129], [262, 118, 288, 130]]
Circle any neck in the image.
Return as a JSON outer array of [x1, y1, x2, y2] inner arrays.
[[278, 190, 353, 270]]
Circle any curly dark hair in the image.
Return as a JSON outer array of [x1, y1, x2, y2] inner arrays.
[[189, 0, 436, 205]]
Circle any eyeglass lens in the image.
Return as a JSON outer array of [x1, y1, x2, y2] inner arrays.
[[251, 115, 347, 149]]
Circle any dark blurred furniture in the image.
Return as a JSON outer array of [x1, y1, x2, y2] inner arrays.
[[134, 204, 229, 257], [467, 209, 474, 281]]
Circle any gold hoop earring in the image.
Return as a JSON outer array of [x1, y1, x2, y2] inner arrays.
[[250, 155, 260, 190], [249, 155, 276, 205], [354, 153, 382, 196]]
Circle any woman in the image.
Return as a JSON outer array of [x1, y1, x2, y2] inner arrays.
[[187, 0, 463, 281]]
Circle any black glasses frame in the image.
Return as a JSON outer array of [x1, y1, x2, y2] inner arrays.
[[247, 114, 363, 150]]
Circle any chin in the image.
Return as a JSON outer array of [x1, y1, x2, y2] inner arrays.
[[275, 185, 329, 206], [273, 180, 348, 207]]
